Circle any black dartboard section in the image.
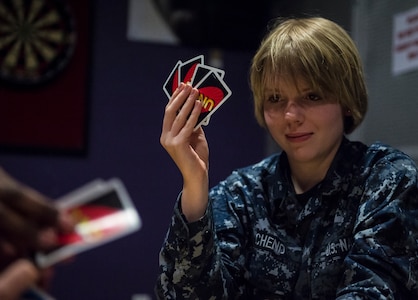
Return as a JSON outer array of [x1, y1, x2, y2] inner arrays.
[[0, 0, 76, 87]]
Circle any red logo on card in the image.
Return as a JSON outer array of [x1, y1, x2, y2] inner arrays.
[[198, 87, 224, 112]]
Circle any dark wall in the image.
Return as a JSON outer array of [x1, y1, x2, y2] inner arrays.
[[300, 0, 352, 30], [0, 1, 264, 299]]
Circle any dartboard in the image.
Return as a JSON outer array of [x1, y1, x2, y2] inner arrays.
[[0, 0, 76, 86]]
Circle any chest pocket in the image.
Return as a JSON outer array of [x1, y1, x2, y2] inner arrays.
[[247, 229, 302, 296], [302, 204, 356, 298]]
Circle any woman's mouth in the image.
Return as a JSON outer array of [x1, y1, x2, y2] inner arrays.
[[286, 132, 313, 142]]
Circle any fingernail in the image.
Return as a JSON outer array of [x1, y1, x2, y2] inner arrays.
[[191, 88, 199, 96]]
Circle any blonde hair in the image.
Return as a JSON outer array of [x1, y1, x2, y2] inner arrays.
[[250, 17, 367, 134]]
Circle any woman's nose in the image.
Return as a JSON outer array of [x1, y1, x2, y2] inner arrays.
[[284, 102, 304, 123]]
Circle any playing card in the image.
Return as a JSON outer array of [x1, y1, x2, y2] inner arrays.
[[191, 63, 225, 86], [178, 55, 204, 85], [162, 55, 232, 129], [52, 178, 107, 203], [194, 70, 232, 129], [162, 60, 181, 99], [35, 178, 142, 268], [200, 116, 210, 126]]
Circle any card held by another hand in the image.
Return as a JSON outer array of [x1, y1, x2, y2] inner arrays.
[[35, 178, 142, 268], [162, 55, 232, 129]]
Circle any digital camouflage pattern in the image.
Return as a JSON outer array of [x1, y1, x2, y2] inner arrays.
[[156, 138, 418, 299]]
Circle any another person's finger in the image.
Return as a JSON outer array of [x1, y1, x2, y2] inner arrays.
[[0, 186, 58, 228], [0, 203, 37, 253], [0, 259, 39, 300]]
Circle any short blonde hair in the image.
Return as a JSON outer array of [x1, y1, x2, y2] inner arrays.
[[249, 17, 367, 134]]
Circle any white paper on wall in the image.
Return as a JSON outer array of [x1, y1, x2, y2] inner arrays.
[[392, 6, 418, 76]]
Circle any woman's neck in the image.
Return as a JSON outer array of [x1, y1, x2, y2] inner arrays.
[[290, 169, 325, 194], [289, 156, 334, 194]]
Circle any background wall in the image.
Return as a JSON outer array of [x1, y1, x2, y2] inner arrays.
[[1, 0, 416, 299], [0, 1, 350, 299], [351, 0, 418, 163], [0, 1, 265, 299]]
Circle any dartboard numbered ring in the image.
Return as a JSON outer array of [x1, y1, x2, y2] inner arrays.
[[0, 0, 76, 86]]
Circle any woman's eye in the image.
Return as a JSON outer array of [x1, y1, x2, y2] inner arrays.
[[306, 93, 322, 101], [266, 95, 281, 103]]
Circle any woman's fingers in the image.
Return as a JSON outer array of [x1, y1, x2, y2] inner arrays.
[[162, 83, 201, 139], [172, 88, 200, 132], [162, 83, 187, 131]]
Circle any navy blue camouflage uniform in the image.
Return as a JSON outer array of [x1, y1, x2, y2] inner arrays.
[[156, 138, 418, 299]]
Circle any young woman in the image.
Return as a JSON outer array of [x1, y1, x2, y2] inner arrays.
[[157, 17, 418, 299]]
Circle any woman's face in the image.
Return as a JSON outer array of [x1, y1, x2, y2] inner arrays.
[[263, 77, 345, 168]]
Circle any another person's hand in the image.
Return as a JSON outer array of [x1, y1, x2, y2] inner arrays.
[[0, 259, 39, 300], [0, 167, 73, 268], [0, 167, 74, 297], [160, 83, 210, 221]]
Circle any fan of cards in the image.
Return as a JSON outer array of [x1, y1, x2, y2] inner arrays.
[[163, 55, 232, 129], [35, 178, 142, 268]]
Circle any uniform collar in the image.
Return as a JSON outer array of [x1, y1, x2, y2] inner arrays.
[[266, 137, 362, 223]]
